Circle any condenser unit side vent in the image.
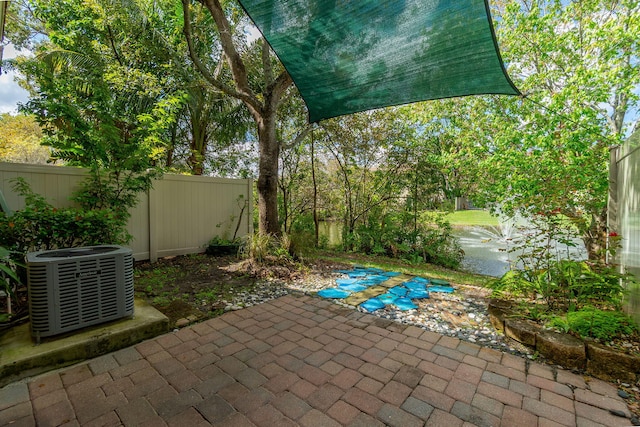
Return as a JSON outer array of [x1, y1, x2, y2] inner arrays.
[[27, 245, 134, 339]]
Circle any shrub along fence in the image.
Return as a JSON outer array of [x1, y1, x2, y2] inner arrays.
[[609, 129, 640, 324], [0, 162, 253, 261]]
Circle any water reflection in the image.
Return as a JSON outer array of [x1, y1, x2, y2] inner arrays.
[[454, 227, 513, 277], [453, 226, 588, 278]]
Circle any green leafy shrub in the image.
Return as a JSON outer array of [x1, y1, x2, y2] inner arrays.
[[289, 214, 319, 256], [205, 236, 240, 256], [490, 259, 628, 312], [0, 178, 130, 254], [344, 211, 463, 269], [239, 233, 300, 263], [548, 309, 638, 341], [0, 246, 23, 320]]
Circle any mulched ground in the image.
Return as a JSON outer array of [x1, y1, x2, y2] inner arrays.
[[133, 254, 348, 325]]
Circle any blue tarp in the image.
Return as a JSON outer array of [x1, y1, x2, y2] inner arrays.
[[360, 298, 386, 312], [346, 271, 368, 278], [407, 289, 430, 299], [378, 293, 398, 304], [389, 286, 408, 297], [338, 283, 368, 292], [404, 281, 427, 291], [394, 298, 418, 311], [382, 271, 402, 277], [336, 278, 359, 286], [318, 288, 350, 299]]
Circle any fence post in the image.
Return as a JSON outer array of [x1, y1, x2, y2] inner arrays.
[[247, 178, 253, 236], [607, 145, 619, 266], [148, 184, 158, 262]]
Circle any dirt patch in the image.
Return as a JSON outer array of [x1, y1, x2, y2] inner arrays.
[[134, 254, 349, 326]]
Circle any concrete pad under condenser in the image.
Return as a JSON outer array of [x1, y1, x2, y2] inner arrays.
[[0, 299, 168, 387]]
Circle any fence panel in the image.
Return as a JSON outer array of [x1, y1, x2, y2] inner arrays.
[[614, 131, 640, 324], [150, 174, 252, 260], [0, 162, 252, 261]]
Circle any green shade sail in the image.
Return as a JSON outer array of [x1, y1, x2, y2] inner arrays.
[[238, 0, 520, 122]]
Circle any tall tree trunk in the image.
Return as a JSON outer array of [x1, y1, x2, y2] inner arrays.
[[188, 109, 207, 175], [583, 208, 609, 262], [183, 0, 291, 236], [311, 127, 319, 247], [256, 111, 281, 236]]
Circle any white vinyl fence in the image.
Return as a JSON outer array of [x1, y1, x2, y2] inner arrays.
[[0, 162, 253, 261], [610, 130, 640, 324]]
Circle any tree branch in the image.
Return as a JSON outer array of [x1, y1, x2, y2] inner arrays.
[[262, 38, 274, 87], [200, 0, 262, 111], [106, 25, 124, 66], [182, 0, 260, 112], [266, 70, 293, 111], [281, 123, 313, 150]]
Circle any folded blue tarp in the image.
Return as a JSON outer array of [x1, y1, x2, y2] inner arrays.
[[378, 293, 398, 304], [338, 283, 368, 292], [346, 271, 368, 278], [394, 298, 417, 311], [428, 285, 455, 293], [318, 288, 351, 299], [360, 298, 386, 312], [407, 289, 430, 299], [404, 281, 427, 291], [389, 286, 408, 297]]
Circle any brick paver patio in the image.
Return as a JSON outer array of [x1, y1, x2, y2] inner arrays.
[[0, 294, 634, 426]]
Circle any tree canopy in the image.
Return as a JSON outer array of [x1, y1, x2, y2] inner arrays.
[[4, 0, 638, 263]]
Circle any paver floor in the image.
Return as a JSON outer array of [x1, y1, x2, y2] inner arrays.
[[0, 294, 634, 426]]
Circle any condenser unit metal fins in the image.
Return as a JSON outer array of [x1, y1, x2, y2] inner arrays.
[[26, 245, 134, 339]]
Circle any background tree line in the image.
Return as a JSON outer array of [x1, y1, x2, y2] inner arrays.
[[2, 0, 638, 265]]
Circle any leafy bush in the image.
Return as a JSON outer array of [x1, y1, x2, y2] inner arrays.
[[548, 308, 638, 341], [289, 214, 319, 255], [205, 236, 241, 256], [489, 259, 628, 312], [0, 178, 130, 255], [0, 246, 22, 319], [344, 211, 463, 269], [238, 233, 295, 261]]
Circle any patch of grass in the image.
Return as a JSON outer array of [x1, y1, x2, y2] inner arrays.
[[135, 265, 183, 294], [195, 289, 220, 303], [313, 250, 490, 287], [444, 210, 499, 227], [564, 309, 637, 341], [152, 295, 172, 307]]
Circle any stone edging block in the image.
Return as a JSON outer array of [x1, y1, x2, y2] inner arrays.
[[536, 329, 586, 369], [488, 300, 640, 381], [587, 341, 640, 382]]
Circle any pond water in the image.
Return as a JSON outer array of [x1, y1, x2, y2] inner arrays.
[[453, 226, 588, 277], [316, 220, 587, 278], [453, 227, 513, 277]]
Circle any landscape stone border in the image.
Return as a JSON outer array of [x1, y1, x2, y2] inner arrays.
[[488, 299, 640, 382]]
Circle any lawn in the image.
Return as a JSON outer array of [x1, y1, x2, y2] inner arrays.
[[444, 209, 499, 226]]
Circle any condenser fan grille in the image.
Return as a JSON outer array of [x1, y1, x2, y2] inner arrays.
[[27, 246, 134, 338]]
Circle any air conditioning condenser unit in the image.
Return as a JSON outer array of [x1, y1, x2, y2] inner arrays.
[[26, 245, 134, 339]]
